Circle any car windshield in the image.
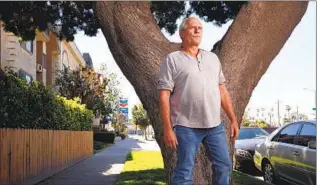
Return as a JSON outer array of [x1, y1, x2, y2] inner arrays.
[[238, 128, 268, 140]]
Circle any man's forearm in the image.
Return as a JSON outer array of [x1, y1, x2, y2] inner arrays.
[[220, 85, 237, 123], [222, 98, 237, 123], [159, 92, 173, 131]]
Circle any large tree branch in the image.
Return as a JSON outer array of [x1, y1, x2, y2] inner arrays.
[[216, 1, 309, 124], [94, 2, 176, 87]]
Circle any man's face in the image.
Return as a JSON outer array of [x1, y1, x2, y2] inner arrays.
[[180, 18, 202, 46]]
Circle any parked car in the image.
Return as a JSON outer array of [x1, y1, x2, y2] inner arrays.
[[253, 120, 316, 185], [262, 127, 279, 134], [233, 127, 269, 170]]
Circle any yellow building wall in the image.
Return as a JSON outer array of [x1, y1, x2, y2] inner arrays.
[[60, 41, 85, 71]]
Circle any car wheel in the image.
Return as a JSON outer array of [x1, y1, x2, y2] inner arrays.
[[262, 161, 276, 184]]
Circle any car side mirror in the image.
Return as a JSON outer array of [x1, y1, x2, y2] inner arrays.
[[308, 141, 316, 149]]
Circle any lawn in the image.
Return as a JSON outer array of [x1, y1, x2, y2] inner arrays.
[[114, 151, 167, 185], [115, 151, 269, 185]]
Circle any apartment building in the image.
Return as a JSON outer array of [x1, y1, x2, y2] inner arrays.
[[0, 25, 86, 88], [0, 30, 37, 83]]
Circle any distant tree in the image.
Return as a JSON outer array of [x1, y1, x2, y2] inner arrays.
[[242, 109, 251, 127], [111, 112, 127, 133], [283, 116, 291, 124], [298, 113, 309, 120], [286, 105, 292, 119], [132, 104, 151, 140], [242, 119, 251, 127], [255, 120, 267, 128], [290, 112, 298, 122]]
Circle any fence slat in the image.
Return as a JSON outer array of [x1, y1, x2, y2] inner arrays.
[[0, 129, 92, 185]]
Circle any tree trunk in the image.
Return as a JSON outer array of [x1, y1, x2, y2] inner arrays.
[[94, 1, 308, 184], [144, 126, 148, 140]]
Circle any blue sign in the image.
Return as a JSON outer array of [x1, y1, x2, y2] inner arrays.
[[119, 108, 128, 114]]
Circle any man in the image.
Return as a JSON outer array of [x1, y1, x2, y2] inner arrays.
[[157, 17, 239, 185]]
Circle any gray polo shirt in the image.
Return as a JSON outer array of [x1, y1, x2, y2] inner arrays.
[[157, 49, 226, 128]]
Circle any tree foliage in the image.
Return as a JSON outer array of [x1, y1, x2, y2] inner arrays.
[[111, 112, 127, 133], [55, 67, 114, 117], [0, 1, 98, 41], [132, 104, 151, 130], [255, 120, 268, 128], [55, 63, 121, 119], [242, 119, 251, 127], [0, 1, 247, 40], [99, 64, 121, 116]]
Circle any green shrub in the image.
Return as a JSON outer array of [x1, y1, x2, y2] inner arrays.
[[0, 69, 93, 130], [94, 141, 106, 150], [94, 132, 116, 143]]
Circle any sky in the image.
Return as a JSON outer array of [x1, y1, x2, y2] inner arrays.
[[74, 2, 316, 124]]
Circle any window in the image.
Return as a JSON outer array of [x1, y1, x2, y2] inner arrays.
[[274, 123, 301, 144], [18, 69, 33, 84], [238, 128, 268, 140], [42, 53, 47, 68], [297, 124, 316, 147], [19, 40, 33, 53]]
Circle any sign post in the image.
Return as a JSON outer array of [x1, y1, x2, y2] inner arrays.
[[119, 98, 129, 124]]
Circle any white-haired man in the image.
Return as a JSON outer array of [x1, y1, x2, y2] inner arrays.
[[157, 17, 239, 185]]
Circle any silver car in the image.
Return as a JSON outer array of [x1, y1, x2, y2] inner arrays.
[[253, 120, 316, 185]]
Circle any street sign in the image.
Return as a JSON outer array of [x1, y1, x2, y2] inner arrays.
[[119, 98, 129, 119], [119, 98, 128, 108], [119, 108, 128, 114], [313, 108, 316, 111]]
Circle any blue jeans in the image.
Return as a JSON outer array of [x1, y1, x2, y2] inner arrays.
[[172, 122, 232, 185]]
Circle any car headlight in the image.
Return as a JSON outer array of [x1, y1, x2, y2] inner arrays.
[[235, 149, 252, 158]]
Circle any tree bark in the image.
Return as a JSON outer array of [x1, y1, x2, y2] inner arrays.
[[94, 1, 308, 184]]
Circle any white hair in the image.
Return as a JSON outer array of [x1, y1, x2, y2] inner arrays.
[[179, 16, 201, 32], [179, 18, 189, 32]]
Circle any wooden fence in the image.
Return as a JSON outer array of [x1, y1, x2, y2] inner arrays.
[[0, 128, 93, 185]]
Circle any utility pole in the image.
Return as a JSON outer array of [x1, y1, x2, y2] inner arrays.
[[277, 100, 280, 126], [297, 106, 299, 121], [268, 113, 272, 126]]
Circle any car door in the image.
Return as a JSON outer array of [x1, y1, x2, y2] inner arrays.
[[293, 122, 316, 185], [269, 123, 302, 183]]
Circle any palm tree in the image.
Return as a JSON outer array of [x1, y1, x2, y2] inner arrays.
[[286, 105, 292, 119]]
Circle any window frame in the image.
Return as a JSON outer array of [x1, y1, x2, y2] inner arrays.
[[19, 40, 34, 54], [271, 122, 302, 145], [294, 122, 316, 148]]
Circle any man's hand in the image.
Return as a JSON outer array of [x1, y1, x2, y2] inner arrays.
[[164, 128, 178, 150], [230, 121, 239, 142]]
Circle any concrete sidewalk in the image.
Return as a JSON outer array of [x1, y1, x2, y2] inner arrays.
[[36, 138, 143, 185]]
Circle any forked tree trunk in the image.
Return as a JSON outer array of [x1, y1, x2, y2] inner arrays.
[[94, 2, 308, 184]]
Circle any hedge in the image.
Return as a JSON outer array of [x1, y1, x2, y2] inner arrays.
[[93, 132, 116, 143], [0, 69, 93, 131]]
